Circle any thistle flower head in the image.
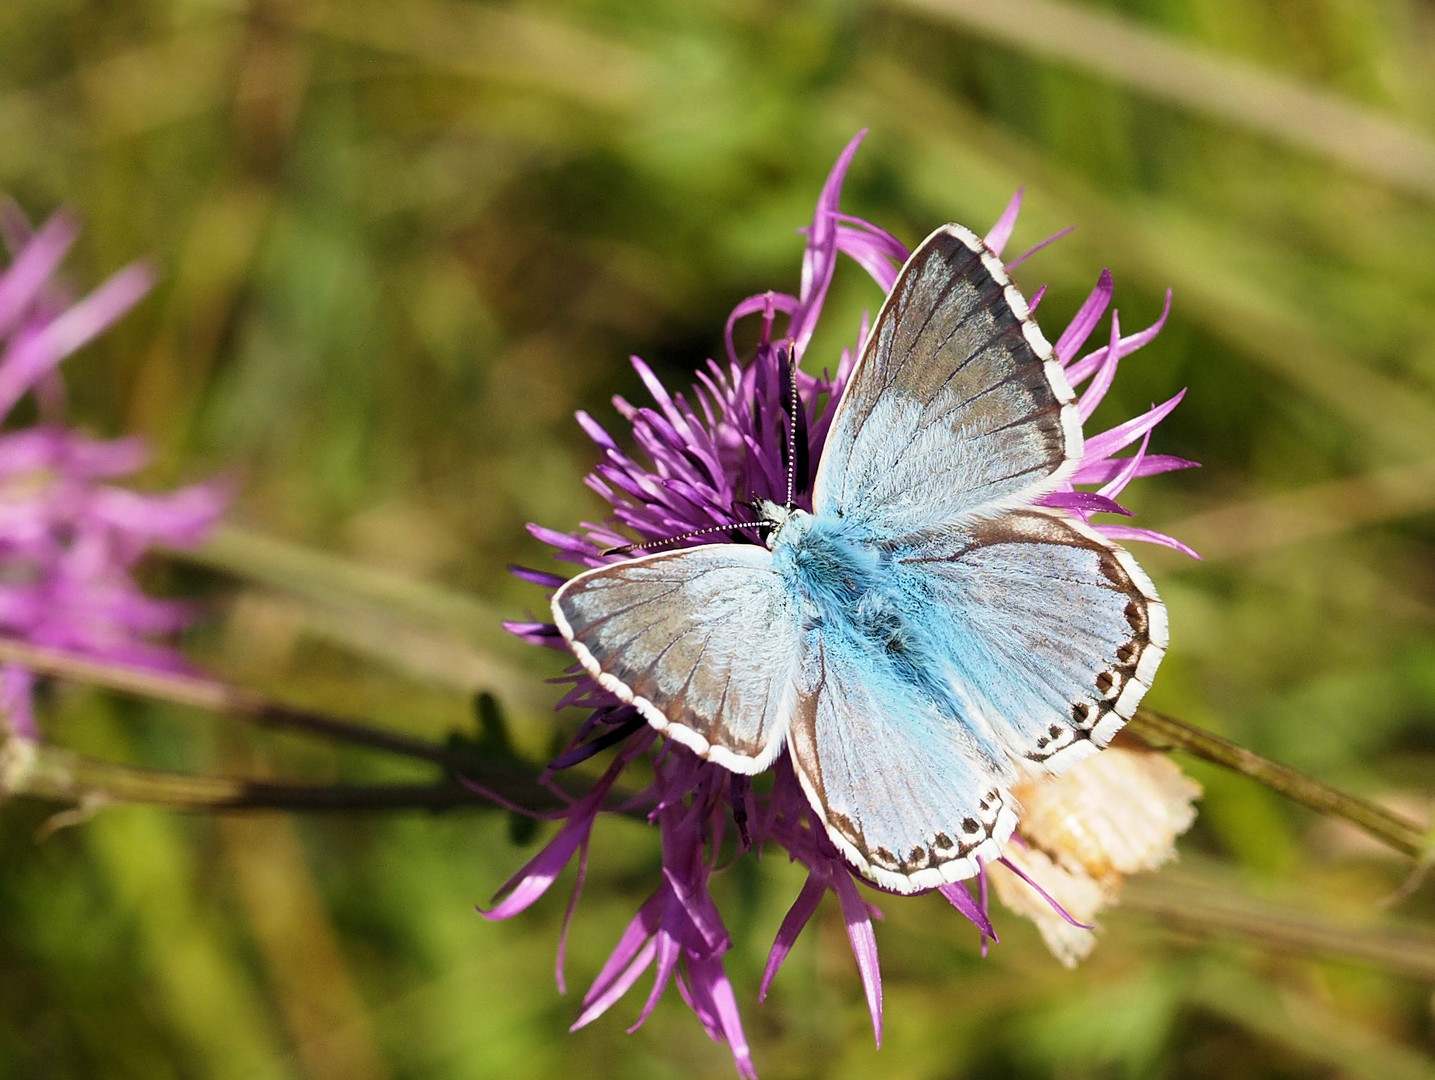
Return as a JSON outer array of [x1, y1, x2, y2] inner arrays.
[[0, 207, 226, 739], [503, 133, 1198, 1076]]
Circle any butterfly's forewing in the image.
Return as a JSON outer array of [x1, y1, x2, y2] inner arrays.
[[813, 225, 1081, 531], [551, 544, 803, 773], [789, 631, 1017, 893], [892, 508, 1166, 773]]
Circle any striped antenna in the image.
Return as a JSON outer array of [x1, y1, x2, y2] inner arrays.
[[601, 517, 777, 557]]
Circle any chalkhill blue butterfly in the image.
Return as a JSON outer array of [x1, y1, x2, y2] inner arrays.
[[551, 223, 1166, 894]]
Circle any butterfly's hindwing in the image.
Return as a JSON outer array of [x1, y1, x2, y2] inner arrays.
[[551, 545, 803, 773], [814, 225, 1082, 531], [893, 507, 1166, 773], [787, 631, 1017, 894]]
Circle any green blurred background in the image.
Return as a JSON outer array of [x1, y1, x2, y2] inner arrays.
[[2, 0, 1434, 1076]]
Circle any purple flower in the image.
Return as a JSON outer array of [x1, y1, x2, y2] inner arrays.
[[0, 206, 227, 739], [501, 133, 1196, 1075]]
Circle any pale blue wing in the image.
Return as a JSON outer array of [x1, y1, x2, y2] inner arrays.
[[892, 507, 1167, 773], [785, 508, 1164, 892], [813, 224, 1081, 532], [788, 630, 1018, 894], [551, 544, 803, 773]]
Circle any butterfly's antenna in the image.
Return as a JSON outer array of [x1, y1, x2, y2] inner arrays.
[[780, 344, 808, 510], [601, 518, 778, 557]]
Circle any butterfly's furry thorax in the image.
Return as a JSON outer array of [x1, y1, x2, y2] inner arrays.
[[769, 511, 955, 702], [769, 510, 884, 617]]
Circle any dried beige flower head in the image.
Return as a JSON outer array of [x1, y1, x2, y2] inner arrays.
[[991, 746, 1201, 965]]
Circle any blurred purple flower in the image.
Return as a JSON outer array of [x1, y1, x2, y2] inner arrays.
[[500, 133, 1196, 1075], [0, 207, 226, 739]]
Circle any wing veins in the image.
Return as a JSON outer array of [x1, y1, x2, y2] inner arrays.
[[879, 245, 1000, 411], [574, 557, 784, 631], [916, 307, 1009, 411], [596, 589, 744, 661], [962, 402, 1062, 440], [877, 272, 958, 393], [851, 248, 978, 436], [638, 602, 744, 678], [575, 582, 691, 629], [935, 366, 1035, 423]]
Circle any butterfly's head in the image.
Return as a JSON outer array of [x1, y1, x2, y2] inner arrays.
[[750, 497, 808, 549]]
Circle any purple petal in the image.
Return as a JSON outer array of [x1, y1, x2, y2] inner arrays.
[[480, 765, 620, 919], [89, 482, 226, 546], [1069, 453, 1200, 486], [790, 130, 867, 359], [502, 621, 566, 648], [478, 821, 589, 919], [760, 871, 828, 1000], [1077, 310, 1122, 422], [508, 565, 566, 588], [1055, 269, 1113, 366], [1065, 289, 1171, 387], [65, 434, 150, 478], [0, 429, 65, 475], [997, 856, 1094, 930], [0, 264, 153, 420], [661, 865, 730, 954], [724, 291, 796, 367], [684, 957, 756, 1080], [528, 522, 600, 561], [554, 838, 592, 994], [632, 357, 700, 445], [557, 717, 648, 767], [1039, 490, 1132, 516], [836, 213, 909, 261], [1095, 524, 1202, 559], [629, 927, 682, 1031], [0, 214, 77, 339], [1097, 430, 1151, 501], [1006, 225, 1075, 272], [937, 881, 998, 942], [574, 890, 664, 1024], [985, 188, 1023, 257], [571, 938, 657, 1031], [977, 862, 992, 958], [1083, 389, 1187, 462], [832, 869, 883, 1046], [835, 221, 906, 293], [575, 410, 621, 453], [48, 262, 154, 357]]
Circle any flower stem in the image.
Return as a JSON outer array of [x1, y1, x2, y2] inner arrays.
[[1122, 871, 1435, 979], [0, 637, 483, 774], [1129, 708, 1428, 860], [0, 737, 564, 814]]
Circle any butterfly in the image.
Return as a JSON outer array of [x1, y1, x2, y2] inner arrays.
[[551, 224, 1166, 894]]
